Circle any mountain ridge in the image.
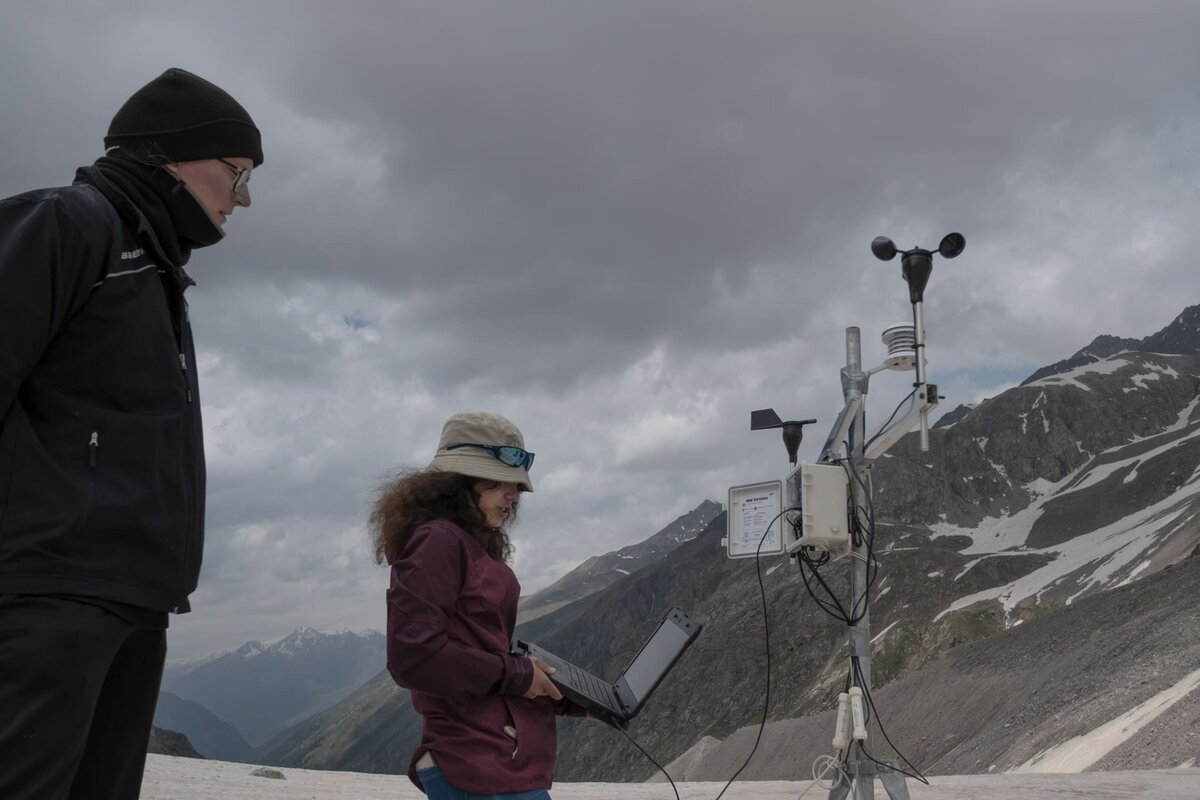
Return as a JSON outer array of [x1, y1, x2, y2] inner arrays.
[[162, 628, 386, 749], [1020, 304, 1200, 387], [517, 499, 721, 623], [153, 692, 252, 762]]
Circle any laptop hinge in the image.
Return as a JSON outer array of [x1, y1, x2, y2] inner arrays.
[[614, 682, 636, 714]]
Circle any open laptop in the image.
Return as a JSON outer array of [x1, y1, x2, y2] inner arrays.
[[514, 607, 702, 729]]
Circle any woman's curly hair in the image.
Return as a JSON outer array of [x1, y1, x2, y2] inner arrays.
[[370, 468, 516, 565]]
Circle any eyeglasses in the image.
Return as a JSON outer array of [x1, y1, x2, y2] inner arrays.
[[217, 158, 252, 193], [446, 443, 535, 470]]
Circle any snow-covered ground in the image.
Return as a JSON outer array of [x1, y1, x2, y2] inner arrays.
[[1016, 666, 1200, 774], [142, 755, 1200, 799]]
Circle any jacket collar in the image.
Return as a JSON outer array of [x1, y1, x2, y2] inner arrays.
[[75, 162, 197, 290]]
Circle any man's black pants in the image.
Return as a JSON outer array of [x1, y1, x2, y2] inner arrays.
[[0, 595, 166, 800]]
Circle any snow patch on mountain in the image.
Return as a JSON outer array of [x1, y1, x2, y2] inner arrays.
[[1023, 354, 1131, 391], [935, 483, 1197, 621], [1016, 666, 1200, 773], [927, 410, 1200, 622], [871, 620, 899, 644], [1071, 425, 1200, 494], [928, 479, 1055, 555], [1169, 396, 1200, 432]]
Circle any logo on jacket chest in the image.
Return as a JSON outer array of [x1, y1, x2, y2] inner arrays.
[[120, 248, 146, 260]]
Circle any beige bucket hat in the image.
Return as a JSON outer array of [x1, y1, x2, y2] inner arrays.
[[428, 412, 534, 492]]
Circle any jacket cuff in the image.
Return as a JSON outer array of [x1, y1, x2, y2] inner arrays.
[[499, 653, 534, 696]]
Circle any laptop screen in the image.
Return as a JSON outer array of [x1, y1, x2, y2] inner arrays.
[[620, 614, 693, 702]]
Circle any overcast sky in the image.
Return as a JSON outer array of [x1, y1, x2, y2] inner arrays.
[[4, 1, 1198, 659]]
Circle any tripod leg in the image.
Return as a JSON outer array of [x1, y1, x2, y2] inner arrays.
[[879, 771, 910, 799], [826, 777, 851, 800]]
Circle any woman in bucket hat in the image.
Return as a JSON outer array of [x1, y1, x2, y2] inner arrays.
[[373, 412, 582, 799]]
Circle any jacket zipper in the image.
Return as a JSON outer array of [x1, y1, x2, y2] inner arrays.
[[88, 431, 99, 467], [179, 352, 192, 403]]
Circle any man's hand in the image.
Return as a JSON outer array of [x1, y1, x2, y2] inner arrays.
[[521, 657, 563, 701]]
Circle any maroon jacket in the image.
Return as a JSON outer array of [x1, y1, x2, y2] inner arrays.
[[387, 519, 559, 793]]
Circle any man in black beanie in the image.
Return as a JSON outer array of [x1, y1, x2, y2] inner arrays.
[[0, 68, 262, 800]]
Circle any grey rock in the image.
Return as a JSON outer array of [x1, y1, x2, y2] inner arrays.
[[147, 726, 204, 759]]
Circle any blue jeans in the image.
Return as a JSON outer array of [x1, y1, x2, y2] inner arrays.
[[417, 765, 551, 800]]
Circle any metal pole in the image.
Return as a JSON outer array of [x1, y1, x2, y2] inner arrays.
[[830, 328, 878, 800], [843, 327, 871, 687], [913, 300, 930, 452]]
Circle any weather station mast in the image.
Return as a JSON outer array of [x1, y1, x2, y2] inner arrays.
[[726, 233, 965, 800]]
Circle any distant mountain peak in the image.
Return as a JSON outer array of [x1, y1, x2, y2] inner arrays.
[[275, 627, 323, 656], [1020, 334, 1141, 386], [1140, 304, 1200, 355], [933, 403, 979, 430], [160, 627, 388, 749], [1022, 305, 1200, 387], [232, 640, 267, 659]]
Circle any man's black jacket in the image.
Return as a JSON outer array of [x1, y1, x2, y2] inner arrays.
[[0, 166, 205, 613]]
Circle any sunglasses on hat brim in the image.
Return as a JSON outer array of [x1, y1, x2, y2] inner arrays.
[[446, 443, 535, 471]]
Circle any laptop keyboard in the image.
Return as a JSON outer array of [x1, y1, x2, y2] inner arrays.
[[564, 661, 618, 708], [535, 648, 619, 710]]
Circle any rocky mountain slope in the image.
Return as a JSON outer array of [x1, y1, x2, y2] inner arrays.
[[251, 668, 417, 771], [254, 305, 1200, 783], [660, 545, 1200, 780], [517, 499, 721, 623], [154, 691, 253, 762]]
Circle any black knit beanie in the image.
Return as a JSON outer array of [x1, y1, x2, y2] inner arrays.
[[104, 67, 263, 166]]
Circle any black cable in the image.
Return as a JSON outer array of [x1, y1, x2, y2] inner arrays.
[[796, 551, 853, 622], [620, 727, 681, 800], [856, 741, 927, 785], [616, 505, 793, 798], [791, 459, 863, 624], [850, 657, 929, 784], [809, 392, 927, 791], [822, 454, 928, 788], [799, 548, 830, 569], [793, 526, 873, 626], [711, 505, 797, 800], [617, 506, 793, 800], [835, 455, 872, 506], [857, 478, 883, 623], [830, 458, 881, 625], [796, 557, 846, 618], [847, 505, 880, 624], [849, 662, 921, 786], [864, 387, 918, 451]]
